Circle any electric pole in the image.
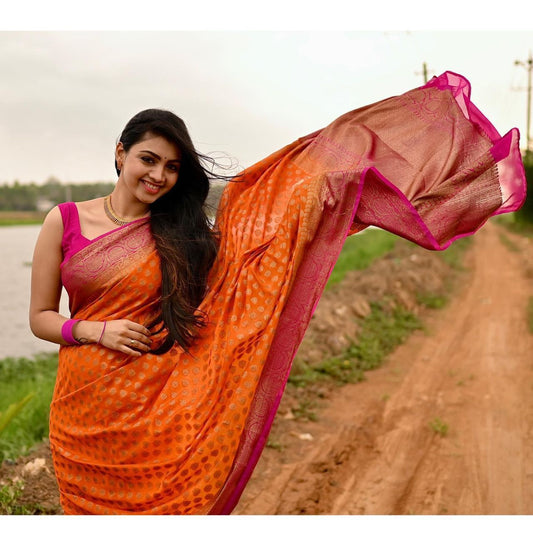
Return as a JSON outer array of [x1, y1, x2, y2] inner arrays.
[[515, 51, 532, 161], [416, 62, 429, 83]]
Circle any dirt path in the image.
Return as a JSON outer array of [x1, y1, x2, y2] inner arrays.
[[235, 222, 533, 515]]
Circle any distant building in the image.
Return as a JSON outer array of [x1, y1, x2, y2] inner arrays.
[[36, 198, 54, 212]]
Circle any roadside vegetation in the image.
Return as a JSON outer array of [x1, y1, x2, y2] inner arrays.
[[0, 212, 46, 226], [495, 162, 533, 334], [289, 303, 423, 388], [326, 229, 397, 288], [284, 229, 477, 426], [0, 354, 57, 462]]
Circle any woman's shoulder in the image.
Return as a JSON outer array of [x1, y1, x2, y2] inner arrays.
[[75, 197, 104, 211], [37, 205, 65, 245], [74, 197, 106, 222]]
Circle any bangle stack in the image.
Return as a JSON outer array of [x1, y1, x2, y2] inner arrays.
[[61, 319, 81, 345]]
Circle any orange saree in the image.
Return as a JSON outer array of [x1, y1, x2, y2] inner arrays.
[[50, 72, 526, 514]]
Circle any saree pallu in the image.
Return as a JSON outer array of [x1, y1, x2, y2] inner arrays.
[[49, 72, 526, 514]]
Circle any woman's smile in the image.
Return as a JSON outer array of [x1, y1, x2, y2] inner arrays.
[[140, 178, 162, 194]]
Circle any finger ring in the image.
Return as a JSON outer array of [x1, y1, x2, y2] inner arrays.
[[130, 339, 136, 346]]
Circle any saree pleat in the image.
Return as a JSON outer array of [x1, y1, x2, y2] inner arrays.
[[49, 72, 526, 514]]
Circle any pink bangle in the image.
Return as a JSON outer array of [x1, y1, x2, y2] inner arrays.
[[61, 319, 81, 345], [98, 322, 107, 344]]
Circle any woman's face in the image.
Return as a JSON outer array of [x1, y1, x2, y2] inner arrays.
[[116, 133, 181, 204]]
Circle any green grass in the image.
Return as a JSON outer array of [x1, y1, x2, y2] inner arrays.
[[498, 232, 521, 253], [289, 230, 474, 393], [0, 479, 44, 514], [0, 353, 58, 461], [416, 291, 448, 309], [429, 417, 449, 437], [438, 236, 474, 270], [494, 214, 533, 238], [292, 399, 319, 422], [0, 211, 45, 226], [0, 219, 43, 226], [289, 303, 423, 387], [493, 217, 533, 333], [326, 229, 397, 289]]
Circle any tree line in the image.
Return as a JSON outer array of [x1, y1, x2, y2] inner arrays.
[[516, 162, 533, 226], [0, 177, 227, 214], [2, 165, 529, 224], [0, 177, 114, 211]]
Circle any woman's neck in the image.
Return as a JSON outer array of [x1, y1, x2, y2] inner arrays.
[[108, 185, 150, 220]]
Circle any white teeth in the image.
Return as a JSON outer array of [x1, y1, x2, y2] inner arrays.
[[143, 181, 160, 191]]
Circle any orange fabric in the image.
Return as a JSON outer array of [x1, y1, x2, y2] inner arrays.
[[49, 73, 525, 515], [52, 163, 329, 514]]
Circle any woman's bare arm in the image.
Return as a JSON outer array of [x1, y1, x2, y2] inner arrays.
[[29, 206, 152, 355], [29, 206, 74, 344]]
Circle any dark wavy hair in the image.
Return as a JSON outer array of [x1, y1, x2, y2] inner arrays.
[[116, 108, 220, 353]]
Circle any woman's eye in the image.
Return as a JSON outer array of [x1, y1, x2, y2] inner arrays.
[[141, 156, 154, 164], [168, 164, 180, 172]]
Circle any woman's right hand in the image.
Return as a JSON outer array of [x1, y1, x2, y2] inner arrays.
[[76, 319, 152, 357]]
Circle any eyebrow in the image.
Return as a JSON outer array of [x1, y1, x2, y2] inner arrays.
[[139, 150, 181, 163]]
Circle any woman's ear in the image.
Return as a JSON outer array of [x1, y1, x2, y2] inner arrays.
[[115, 142, 125, 171]]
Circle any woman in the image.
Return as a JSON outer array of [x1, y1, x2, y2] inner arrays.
[[30, 71, 526, 515]]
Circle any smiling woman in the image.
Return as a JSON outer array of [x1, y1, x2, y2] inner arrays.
[[30, 108, 218, 356], [28, 72, 526, 515]]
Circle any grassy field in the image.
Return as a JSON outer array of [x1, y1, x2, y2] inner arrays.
[[0, 211, 45, 226], [0, 353, 57, 461], [326, 228, 397, 289], [289, 302, 424, 388]]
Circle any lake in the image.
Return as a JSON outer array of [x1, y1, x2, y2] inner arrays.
[[0, 225, 69, 360]]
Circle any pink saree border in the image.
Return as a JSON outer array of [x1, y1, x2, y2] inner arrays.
[[214, 71, 527, 514]]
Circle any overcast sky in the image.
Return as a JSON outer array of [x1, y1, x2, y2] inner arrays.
[[2, 3, 533, 185]]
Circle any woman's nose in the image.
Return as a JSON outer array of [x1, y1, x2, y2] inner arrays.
[[149, 164, 165, 182]]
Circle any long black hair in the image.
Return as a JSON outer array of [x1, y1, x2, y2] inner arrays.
[[116, 108, 220, 353]]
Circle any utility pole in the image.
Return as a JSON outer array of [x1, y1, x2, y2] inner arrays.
[[416, 62, 430, 84], [515, 51, 532, 161]]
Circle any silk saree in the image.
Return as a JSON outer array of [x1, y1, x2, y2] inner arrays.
[[50, 72, 526, 514]]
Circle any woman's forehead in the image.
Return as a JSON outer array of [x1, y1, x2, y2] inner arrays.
[[134, 133, 181, 160]]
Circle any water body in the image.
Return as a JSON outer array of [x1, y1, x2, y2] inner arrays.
[[0, 225, 69, 360]]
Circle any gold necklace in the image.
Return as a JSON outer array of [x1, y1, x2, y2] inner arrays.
[[104, 195, 149, 226]]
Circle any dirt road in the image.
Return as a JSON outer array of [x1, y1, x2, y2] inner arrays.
[[235, 222, 533, 515]]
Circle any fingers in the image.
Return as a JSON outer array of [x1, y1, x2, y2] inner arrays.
[[101, 320, 153, 357], [125, 322, 151, 352], [116, 338, 149, 358], [126, 335, 151, 354], [126, 321, 152, 338]]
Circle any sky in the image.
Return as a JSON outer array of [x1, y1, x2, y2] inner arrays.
[[1, 2, 533, 185]]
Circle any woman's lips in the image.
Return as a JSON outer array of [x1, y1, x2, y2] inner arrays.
[[141, 180, 161, 194]]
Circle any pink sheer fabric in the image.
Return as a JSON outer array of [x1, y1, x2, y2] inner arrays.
[[209, 71, 526, 513]]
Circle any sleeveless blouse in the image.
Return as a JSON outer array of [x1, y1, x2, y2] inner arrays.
[[58, 202, 149, 264], [58, 202, 92, 264]]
